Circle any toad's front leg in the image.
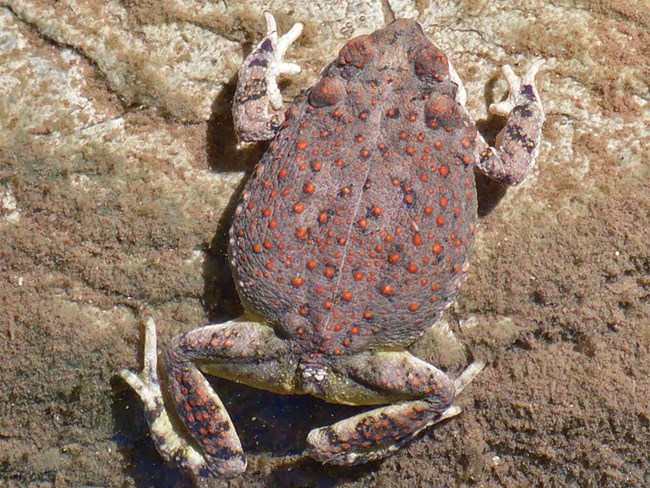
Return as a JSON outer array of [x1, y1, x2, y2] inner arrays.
[[476, 60, 545, 185], [120, 317, 297, 479], [233, 11, 303, 142]]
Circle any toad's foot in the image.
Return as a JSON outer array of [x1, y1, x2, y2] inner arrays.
[[233, 11, 304, 142], [476, 59, 545, 185], [306, 355, 485, 465], [119, 317, 246, 479]]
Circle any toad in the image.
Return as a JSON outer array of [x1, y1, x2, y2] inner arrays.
[[120, 12, 544, 479]]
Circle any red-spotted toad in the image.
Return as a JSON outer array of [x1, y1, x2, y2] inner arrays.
[[121, 12, 544, 479]]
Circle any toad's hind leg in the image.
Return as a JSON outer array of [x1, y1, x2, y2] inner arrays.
[[120, 316, 296, 479], [306, 352, 484, 465], [476, 60, 545, 185]]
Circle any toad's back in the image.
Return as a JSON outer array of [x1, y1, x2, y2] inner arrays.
[[229, 19, 478, 356]]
